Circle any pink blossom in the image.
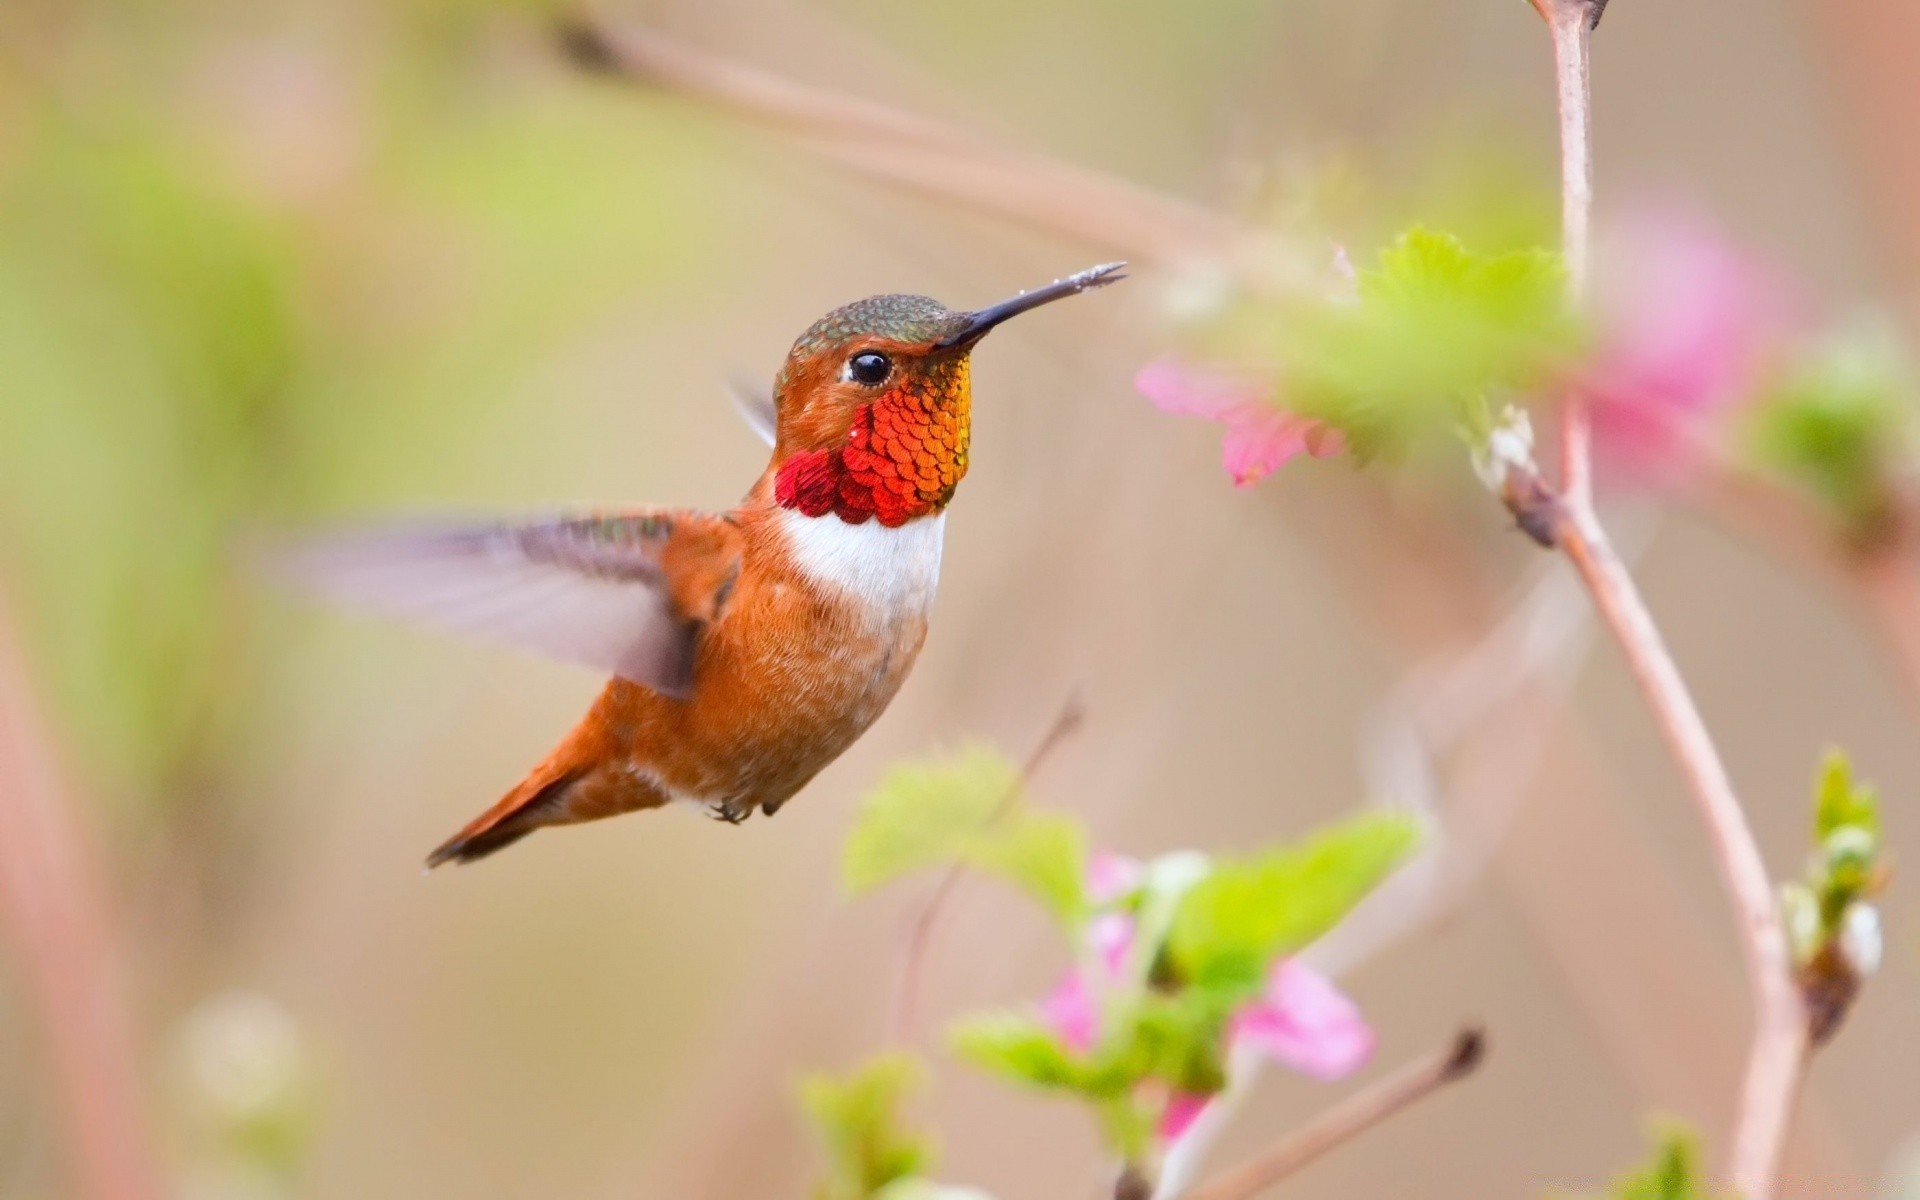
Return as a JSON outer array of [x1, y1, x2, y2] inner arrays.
[[1158, 1091, 1211, 1143], [1042, 970, 1100, 1053], [1088, 913, 1135, 975], [1157, 961, 1373, 1147], [1039, 912, 1136, 1053], [1580, 214, 1796, 480], [1135, 356, 1343, 487], [1039, 898, 1374, 1147], [1087, 853, 1144, 906], [1230, 960, 1375, 1082]]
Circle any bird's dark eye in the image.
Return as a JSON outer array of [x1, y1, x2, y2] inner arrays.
[[848, 351, 891, 385]]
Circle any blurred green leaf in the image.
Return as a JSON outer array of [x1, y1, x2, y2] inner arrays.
[[1271, 227, 1576, 457], [1166, 813, 1418, 992], [1745, 323, 1915, 540], [843, 746, 1087, 925], [1555, 1121, 1726, 1200], [802, 1055, 936, 1200], [966, 811, 1087, 926], [1814, 748, 1880, 843], [1796, 748, 1886, 958], [949, 1014, 1088, 1092]]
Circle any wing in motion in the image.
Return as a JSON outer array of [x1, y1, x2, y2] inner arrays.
[[727, 376, 777, 448], [280, 510, 744, 698]]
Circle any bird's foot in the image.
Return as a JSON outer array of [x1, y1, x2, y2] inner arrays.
[[708, 797, 752, 825]]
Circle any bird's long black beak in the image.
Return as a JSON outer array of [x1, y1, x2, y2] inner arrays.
[[934, 262, 1127, 349]]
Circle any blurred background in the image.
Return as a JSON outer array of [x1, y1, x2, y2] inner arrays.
[[1, 0, 1917, 1196]]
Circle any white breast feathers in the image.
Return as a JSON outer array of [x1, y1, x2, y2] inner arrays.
[[777, 509, 946, 619]]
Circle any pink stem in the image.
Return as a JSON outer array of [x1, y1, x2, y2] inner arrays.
[[1546, 2, 1595, 509], [0, 594, 165, 1200], [1531, 2, 1808, 1195]]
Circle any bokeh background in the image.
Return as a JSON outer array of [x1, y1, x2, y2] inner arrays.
[[1, 0, 1917, 1197]]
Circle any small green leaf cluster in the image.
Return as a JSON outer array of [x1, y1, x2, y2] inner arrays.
[[1781, 749, 1886, 1041], [1744, 323, 1917, 544], [1555, 1121, 1730, 1200], [842, 748, 1417, 1168], [802, 1054, 988, 1200], [844, 745, 1086, 926], [1218, 227, 1579, 461]]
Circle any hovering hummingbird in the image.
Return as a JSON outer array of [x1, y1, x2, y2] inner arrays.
[[292, 263, 1124, 866]]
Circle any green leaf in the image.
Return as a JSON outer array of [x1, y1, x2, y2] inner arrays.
[[1167, 813, 1419, 992], [1115, 989, 1234, 1095], [948, 1014, 1088, 1092], [1555, 1121, 1727, 1200], [1814, 749, 1880, 842], [1802, 748, 1885, 936], [802, 1054, 936, 1200], [1745, 323, 1915, 540], [967, 811, 1088, 926], [1267, 227, 1577, 459], [843, 746, 1087, 925]]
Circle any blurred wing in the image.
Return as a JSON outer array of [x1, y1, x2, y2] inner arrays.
[[727, 376, 777, 447], [280, 511, 743, 698]]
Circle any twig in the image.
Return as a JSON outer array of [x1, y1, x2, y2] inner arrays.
[[558, 11, 1240, 266], [1178, 1028, 1485, 1200], [889, 695, 1086, 1045], [0, 592, 165, 1200], [1524, 3, 1808, 1190], [1540, 0, 1597, 509]]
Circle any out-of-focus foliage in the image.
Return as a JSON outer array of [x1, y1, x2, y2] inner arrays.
[[951, 816, 1407, 1108], [843, 746, 1088, 925], [1745, 323, 1918, 543], [843, 744, 1408, 1170], [1554, 1122, 1726, 1200], [802, 1054, 991, 1200], [1200, 227, 1576, 461], [172, 993, 322, 1195], [1782, 749, 1887, 1042], [0, 13, 722, 822], [1167, 813, 1419, 991]]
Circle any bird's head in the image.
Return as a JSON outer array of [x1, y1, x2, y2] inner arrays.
[[770, 263, 1124, 526]]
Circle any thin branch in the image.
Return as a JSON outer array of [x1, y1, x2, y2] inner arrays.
[[889, 695, 1086, 1045], [0, 592, 165, 1200], [1179, 1028, 1486, 1200], [1525, 3, 1808, 1194], [558, 11, 1241, 266], [1542, 0, 1597, 509]]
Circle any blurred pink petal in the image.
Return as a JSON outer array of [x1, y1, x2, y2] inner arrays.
[[1136, 355, 1261, 421], [1159, 1091, 1211, 1144], [1136, 356, 1341, 488], [1088, 913, 1136, 977], [1230, 960, 1374, 1082], [1087, 853, 1144, 906], [1041, 971, 1100, 1053], [1582, 213, 1796, 478]]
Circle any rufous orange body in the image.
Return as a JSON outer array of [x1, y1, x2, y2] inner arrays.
[[293, 265, 1123, 865]]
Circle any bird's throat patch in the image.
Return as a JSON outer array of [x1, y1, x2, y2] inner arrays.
[[775, 365, 971, 526]]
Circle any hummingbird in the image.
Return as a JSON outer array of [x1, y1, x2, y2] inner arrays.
[[291, 263, 1125, 866]]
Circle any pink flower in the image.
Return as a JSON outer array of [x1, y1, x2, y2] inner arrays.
[[1229, 960, 1375, 1081], [1135, 356, 1343, 487], [1042, 970, 1101, 1053], [1158, 1091, 1212, 1143], [1039, 917, 1374, 1146], [1158, 961, 1372, 1146], [1580, 214, 1795, 480], [1087, 853, 1144, 906]]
